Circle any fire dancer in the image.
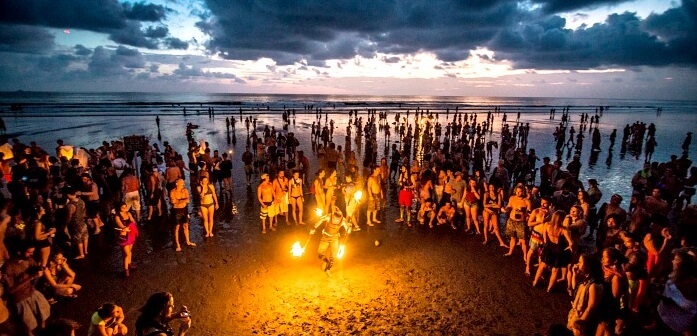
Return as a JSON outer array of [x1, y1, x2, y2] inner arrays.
[[309, 207, 351, 272]]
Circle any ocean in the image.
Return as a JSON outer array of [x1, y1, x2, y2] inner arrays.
[[1, 91, 695, 203]]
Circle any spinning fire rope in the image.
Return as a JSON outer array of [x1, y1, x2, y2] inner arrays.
[[290, 191, 362, 267]]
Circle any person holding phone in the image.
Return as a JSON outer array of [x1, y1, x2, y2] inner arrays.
[[135, 292, 191, 336]]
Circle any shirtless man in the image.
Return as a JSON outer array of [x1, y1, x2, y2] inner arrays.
[[366, 165, 383, 226], [504, 185, 531, 259], [272, 170, 290, 225], [169, 178, 195, 252], [257, 174, 276, 233], [525, 197, 551, 275]]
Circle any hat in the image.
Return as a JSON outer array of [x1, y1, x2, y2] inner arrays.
[[588, 179, 598, 185], [260, 173, 269, 180], [611, 194, 623, 202], [454, 171, 463, 176]]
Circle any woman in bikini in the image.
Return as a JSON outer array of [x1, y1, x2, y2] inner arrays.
[[288, 170, 305, 225], [461, 178, 482, 234], [197, 175, 218, 238], [482, 183, 506, 246]]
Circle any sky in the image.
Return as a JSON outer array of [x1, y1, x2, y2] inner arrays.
[[0, 0, 695, 100]]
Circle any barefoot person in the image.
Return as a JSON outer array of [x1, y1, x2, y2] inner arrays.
[[309, 207, 351, 272], [288, 170, 305, 225], [504, 185, 531, 259], [483, 184, 507, 247], [526, 197, 551, 275], [197, 176, 218, 237], [65, 188, 89, 259], [366, 165, 383, 226], [272, 170, 289, 225], [169, 179, 195, 252], [257, 173, 276, 233], [114, 202, 139, 277]]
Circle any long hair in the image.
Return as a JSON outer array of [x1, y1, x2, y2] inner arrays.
[[138, 292, 172, 321], [548, 210, 567, 228], [670, 248, 697, 283]]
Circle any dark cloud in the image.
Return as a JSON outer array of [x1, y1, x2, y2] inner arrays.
[[0, 0, 126, 31], [145, 26, 169, 38], [532, 0, 633, 14], [0, 24, 55, 53], [124, 2, 169, 22], [109, 21, 159, 49], [35, 54, 79, 72], [74, 44, 92, 56], [200, 0, 524, 62], [489, 2, 697, 69], [165, 37, 189, 50], [196, 0, 697, 69], [0, 0, 185, 51]]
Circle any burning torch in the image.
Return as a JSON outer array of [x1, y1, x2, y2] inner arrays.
[[290, 208, 325, 257]]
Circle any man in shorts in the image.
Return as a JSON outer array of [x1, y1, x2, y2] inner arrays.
[[526, 197, 551, 275], [169, 179, 195, 252], [257, 173, 275, 233], [121, 168, 141, 222], [504, 185, 531, 259]]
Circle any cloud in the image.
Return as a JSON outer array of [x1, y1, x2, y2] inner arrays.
[[0, 0, 185, 51], [532, 0, 634, 13], [489, 3, 697, 69], [0, 0, 126, 32], [172, 62, 244, 82], [145, 26, 169, 38], [0, 24, 55, 53], [123, 2, 169, 22], [74, 44, 92, 56], [165, 37, 189, 50], [199, 0, 524, 63]]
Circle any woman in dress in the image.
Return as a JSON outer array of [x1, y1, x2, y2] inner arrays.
[[533, 210, 574, 292], [197, 176, 218, 237], [114, 202, 139, 277]]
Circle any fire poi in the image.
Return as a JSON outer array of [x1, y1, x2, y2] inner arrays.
[[292, 206, 352, 272]]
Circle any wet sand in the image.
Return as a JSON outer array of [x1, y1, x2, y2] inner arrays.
[[11, 106, 693, 334]]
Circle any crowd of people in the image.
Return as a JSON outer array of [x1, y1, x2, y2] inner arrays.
[[0, 104, 694, 335], [251, 107, 697, 336]]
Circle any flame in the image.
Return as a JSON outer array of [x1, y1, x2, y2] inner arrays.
[[314, 208, 324, 217], [354, 190, 363, 201], [291, 241, 304, 257], [337, 244, 345, 259]]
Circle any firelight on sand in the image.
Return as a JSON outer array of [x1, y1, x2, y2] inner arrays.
[[290, 241, 304, 257]]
